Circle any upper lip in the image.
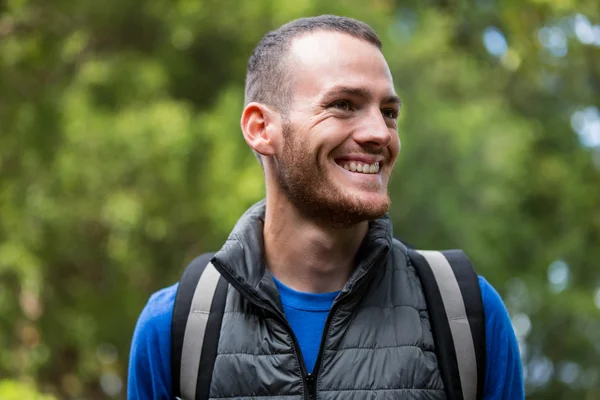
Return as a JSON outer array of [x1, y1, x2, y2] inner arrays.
[[334, 154, 385, 164]]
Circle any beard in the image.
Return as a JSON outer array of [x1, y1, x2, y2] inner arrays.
[[275, 122, 391, 227]]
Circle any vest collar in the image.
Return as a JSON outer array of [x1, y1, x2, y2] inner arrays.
[[212, 199, 392, 311]]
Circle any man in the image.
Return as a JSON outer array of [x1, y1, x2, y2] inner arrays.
[[128, 15, 524, 399]]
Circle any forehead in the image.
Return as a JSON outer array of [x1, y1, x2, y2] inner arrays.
[[287, 31, 394, 102]]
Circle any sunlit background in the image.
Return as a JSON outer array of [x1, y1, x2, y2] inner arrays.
[[1, 0, 599, 399]]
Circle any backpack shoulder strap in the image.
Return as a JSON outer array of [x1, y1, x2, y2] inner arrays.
[[171, 252, 229, 400], [407, 248, 486, 400]]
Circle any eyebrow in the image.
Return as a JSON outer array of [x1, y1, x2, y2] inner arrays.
[[325, 85, 402, 107]]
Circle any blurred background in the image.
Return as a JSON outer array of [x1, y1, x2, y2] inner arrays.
[[1, 0, 599, 398]]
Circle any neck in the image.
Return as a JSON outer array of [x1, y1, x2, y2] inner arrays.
[[263, 194, 368, 293]]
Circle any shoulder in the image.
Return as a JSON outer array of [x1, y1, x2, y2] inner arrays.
[[127, 283, 178, 399], [477, 276, 517, 358], [477, 276, 525, 399], [478, 276, 514, 329], [135, 283, 179, 333]]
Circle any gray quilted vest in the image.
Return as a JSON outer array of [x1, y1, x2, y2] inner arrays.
[[171, 200, 485, 400]]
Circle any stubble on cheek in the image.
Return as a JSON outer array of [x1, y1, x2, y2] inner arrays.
[[277, 124, 391, 227]]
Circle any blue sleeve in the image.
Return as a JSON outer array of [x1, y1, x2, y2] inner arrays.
[[479, 276, 524, 400], [127, 283, 178, 400]]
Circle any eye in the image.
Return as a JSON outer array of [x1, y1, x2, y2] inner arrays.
[[331, 100, 353, 111], [382, 108, 399, 120]]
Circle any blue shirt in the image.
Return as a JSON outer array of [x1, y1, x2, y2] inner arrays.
[[273, 277, 340, 373], [128, 276, 524, 399]]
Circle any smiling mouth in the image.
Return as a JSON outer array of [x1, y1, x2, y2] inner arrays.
[[336, 160, 380, 174]]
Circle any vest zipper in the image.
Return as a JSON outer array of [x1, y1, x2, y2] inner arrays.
[[212, 247, 386, 400], [309, 248, 386, 386], [304, 373, 316, 400], [210, 259, 312, 398]]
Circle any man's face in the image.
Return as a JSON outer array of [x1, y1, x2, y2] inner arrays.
[[274, 31, 401, 227]]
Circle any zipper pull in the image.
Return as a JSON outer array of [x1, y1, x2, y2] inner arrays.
[[305, 373, 316, 400]]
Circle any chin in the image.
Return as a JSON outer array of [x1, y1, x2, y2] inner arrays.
[[324, 191, 391, 227], [353, 196, 391, 219], [276, 160, 391, 226], [339, 182, 391, 209]]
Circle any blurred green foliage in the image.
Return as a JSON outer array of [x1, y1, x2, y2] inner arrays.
[[0, 380, 56, 400], [1, 0, 599, 398]]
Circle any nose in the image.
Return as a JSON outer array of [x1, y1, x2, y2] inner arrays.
[[353, 109, 393, 148]]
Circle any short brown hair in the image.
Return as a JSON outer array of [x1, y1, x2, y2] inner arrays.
[[244, 15, 382, 112]]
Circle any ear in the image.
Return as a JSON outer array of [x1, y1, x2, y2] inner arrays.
[[240, 102, 281, 157]]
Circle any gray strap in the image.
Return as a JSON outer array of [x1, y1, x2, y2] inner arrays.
[[180, 262, 221, 400], [417, 250, 477, 400]]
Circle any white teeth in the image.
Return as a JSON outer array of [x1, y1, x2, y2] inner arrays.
[[340, 161, 380, 174]]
